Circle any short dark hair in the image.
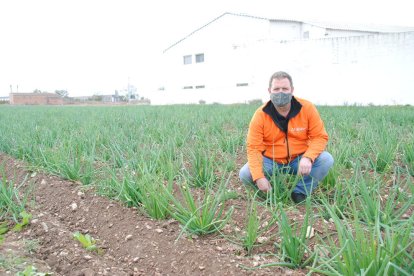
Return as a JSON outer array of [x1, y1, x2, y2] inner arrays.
[[268, 71, 293, 89]]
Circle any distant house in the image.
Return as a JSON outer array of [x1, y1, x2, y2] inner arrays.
[[70, 94, 122, 103], [154, 12, 414, 105], [101, 94, 122, 103], [9, 93, 64, 105], [0, 96, 9, 103]]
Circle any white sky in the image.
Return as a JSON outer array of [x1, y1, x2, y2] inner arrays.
[[1, 0, 413, 97]]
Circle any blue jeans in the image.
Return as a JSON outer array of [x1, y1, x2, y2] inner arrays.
[[239, 151, 334, 195]]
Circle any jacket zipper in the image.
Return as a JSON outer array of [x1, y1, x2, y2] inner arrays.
[[285, 122, 291, 163]]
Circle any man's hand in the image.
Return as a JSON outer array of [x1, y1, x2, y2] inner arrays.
[[298, 157, 312, 176], [256, 178, 272, 192]]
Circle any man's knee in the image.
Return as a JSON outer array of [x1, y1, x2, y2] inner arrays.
[[239, 163, 253, 184], [319, 151, 334, 169]]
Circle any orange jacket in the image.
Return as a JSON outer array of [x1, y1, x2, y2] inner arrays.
[[246, 97, 328, 181]]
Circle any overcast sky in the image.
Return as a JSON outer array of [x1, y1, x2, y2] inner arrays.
[[1, 0, 413, 97]]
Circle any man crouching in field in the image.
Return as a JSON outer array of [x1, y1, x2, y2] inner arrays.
[[239, 71, 334, 203]]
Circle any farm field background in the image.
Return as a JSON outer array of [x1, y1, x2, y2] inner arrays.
[[0, 104, 413, 275]]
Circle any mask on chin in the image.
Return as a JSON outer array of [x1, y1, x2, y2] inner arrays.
[[270, 92, 292, 107]]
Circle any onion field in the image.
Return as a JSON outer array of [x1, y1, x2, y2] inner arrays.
[[0, 104, 413, 275]]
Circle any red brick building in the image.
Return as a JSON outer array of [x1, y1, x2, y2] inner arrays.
[[9, 93, 64, 105]]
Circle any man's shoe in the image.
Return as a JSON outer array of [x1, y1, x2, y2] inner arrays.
[[291, 192, 307, 204]]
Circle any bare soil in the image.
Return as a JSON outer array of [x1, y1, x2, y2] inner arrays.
[[0, 153, 314, 275]]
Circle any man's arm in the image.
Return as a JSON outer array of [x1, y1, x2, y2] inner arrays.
[[246, 110, 266, 182], [303, 104, 328, 162]]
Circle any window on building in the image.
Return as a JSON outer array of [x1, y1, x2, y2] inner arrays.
[[195, 85, 205, 89], [303, 31, 309, 39], [183, 55, 192, 65], [183, 86, 193, 89], [195, 53, 204, 63], [236, 83, 249, 87]]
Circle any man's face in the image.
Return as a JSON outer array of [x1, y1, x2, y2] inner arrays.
[[268, 78, 294, 94]]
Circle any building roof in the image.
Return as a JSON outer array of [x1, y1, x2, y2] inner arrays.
[[302, 20, 414, 33], [163, 12, 414, 53], [10, 92, 62, 97]]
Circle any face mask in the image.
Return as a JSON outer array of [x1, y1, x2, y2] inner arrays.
[[270, 92, 292, 107]]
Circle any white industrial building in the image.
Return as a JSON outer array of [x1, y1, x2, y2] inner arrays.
[[151, 12, 414, 105]]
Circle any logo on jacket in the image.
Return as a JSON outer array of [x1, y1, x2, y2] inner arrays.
[[290, 127, 306, 132]]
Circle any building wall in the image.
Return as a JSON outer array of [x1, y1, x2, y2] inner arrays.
[[156, 15, 414, 105], [325, 29, 378, 38], [10, 93, 64, 105], [301, 23, 326, 39], [258, 32, 414, 105], [161, 14, 269, 92], [269, 20, 302, 40], [160, 15, 381, 96], [270, 22, 377, 40]]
